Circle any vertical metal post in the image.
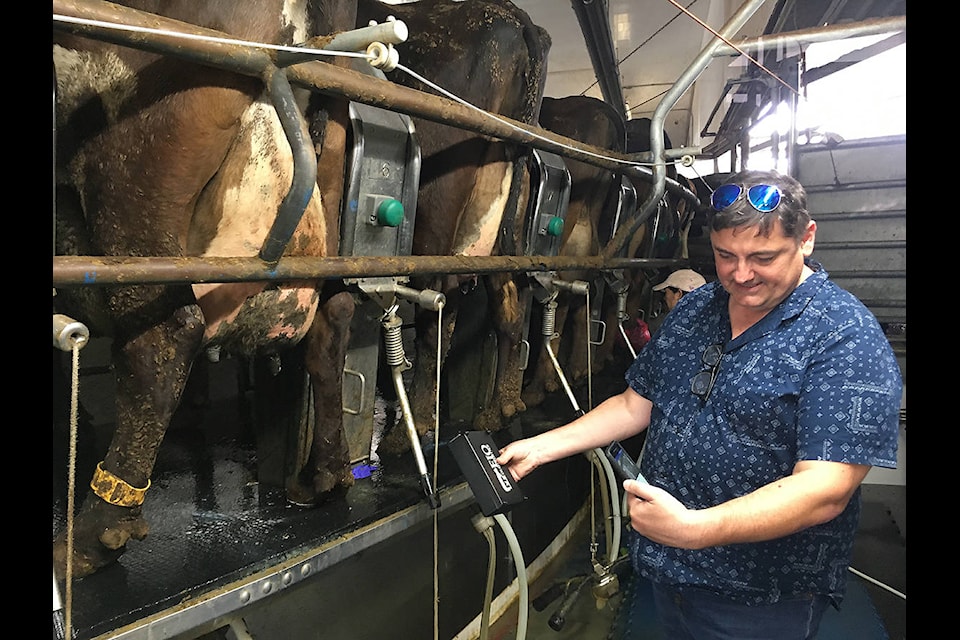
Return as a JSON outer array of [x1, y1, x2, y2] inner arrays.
[[604, 0, 769, 260]]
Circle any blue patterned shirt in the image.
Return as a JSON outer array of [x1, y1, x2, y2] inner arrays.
[[625, 261, 901, 606]]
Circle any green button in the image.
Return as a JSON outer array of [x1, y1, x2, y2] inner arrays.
[[546, 216, 564, 237], [377, 199, 405, 227]]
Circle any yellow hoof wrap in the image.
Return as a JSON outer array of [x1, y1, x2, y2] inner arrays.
[[90, 462, 150, 507]]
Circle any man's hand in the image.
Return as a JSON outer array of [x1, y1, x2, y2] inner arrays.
[[496, 439, 543, 482], [622, 460, 870, 549], [622, 480, 709, 549]]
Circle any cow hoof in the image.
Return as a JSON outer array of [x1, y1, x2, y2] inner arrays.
[[53, 501, 149, 579], [473, 407, 503, 432], [501, 397, 525, 418], [376, 427, 412, 456], [286, 468, 355, 507], [521, 388, 545, 409]]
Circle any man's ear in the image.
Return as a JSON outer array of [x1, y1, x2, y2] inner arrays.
[[800, 221, 817, 257]]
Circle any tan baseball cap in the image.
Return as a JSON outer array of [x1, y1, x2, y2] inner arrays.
[[652, 269, 706, 292]]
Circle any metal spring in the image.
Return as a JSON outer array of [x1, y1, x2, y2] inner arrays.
[[542, 300, 557, 337], [384, 318, 405, 367]]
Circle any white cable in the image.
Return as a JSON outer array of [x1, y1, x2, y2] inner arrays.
[[478, 526, 496, 640], [587, 452, 610, 564], [394, 62, 671, 170], [493, 514, 528, 640], [848, 566, 906, 600], [590, 449, 622, 565], [433, 302, 444, 640]]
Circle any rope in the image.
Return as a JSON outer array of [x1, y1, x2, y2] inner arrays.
[[64, 342, 81, 640], [433, 302, 444, 640]]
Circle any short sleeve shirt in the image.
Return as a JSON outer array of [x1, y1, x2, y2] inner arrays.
[[625, 261, 901, 605]]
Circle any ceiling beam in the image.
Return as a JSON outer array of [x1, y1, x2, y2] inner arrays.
[[570, 0, 626, 120]]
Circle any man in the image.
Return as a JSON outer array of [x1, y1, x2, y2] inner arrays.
[[653, 268, 707, 313], [497, 170, 901, 639]]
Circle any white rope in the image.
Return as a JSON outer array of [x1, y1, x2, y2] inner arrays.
[[433, 301, 444, 640], [65, 342, 81, 640]]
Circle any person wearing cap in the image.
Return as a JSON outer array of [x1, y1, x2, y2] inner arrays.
[[652, 268, 707, 313], [498, 169, 901, 639]]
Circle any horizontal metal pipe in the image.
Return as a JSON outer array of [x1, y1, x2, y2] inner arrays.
[[53, 0, 280, 76], [53, 255, 683, 287], [52, 0, 699, 205], [711, 16, 906, 58]]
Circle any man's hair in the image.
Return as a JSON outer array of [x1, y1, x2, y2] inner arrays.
[[709, 170, 811, 243]]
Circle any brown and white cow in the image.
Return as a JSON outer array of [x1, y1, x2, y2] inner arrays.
[[355, 0, 551, 445], [53, 0, 359, 578], [517, 108, 702, 409]]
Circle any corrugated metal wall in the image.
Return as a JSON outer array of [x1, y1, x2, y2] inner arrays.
[[797, 135, 906, 486], [797, 134, 906, 348]]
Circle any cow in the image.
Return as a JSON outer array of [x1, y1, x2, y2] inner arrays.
[[53, 0, 360, 579], [520, 95, 627, 410], [517, 110, 705, 409], [354, 0, 552, 447]]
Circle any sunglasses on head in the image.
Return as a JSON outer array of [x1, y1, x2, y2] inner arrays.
[[710, 183, 783, 213]]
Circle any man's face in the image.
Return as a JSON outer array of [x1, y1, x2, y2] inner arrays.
[[710, 218, 816, 316], [664, 287, 683, 311]]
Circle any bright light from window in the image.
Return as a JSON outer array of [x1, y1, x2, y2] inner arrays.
[[798, 35, 906, 140], [677, 33, 905, 179], [740, 34, 906, 173]]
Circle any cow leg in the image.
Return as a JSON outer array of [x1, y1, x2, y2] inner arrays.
[[564, 294, 592, 382], [54, 298, 204, 579], [287, 288, 356, 506], [474, 273, 526, 431]]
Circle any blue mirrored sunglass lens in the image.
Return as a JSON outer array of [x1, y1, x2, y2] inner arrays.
[[711, 184, 742, 210], [747, 184, 782, 212]]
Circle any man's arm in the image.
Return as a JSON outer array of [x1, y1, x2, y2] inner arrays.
[[624, 459, 870, 549], [497, 386, 652, 482]]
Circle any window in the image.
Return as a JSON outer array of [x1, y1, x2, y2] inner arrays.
[[679, 34, 906, 178]]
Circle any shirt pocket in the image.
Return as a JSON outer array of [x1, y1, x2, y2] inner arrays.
[[716, 351, 802, 454]]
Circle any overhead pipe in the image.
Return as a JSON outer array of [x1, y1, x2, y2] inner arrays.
[[571, 0, 627, 120], [699, 15, 905, 160], [710, 15, 906, 58], [602, 0, 768, 261], [52, 0, 697, 205]]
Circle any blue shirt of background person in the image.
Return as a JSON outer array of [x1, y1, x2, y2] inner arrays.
[[496, 169, 902, 639], [625, 258, 900, 606]]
